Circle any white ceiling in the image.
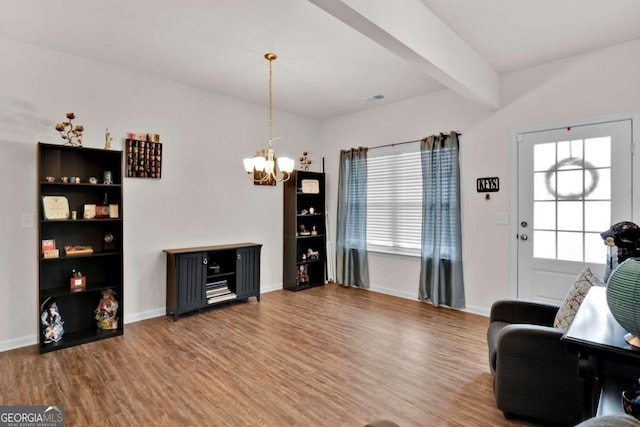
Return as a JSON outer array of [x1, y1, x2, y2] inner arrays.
[[0, 0, 639, 120]]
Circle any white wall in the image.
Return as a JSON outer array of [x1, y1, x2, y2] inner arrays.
[[0, 36, 322, 350], [2, 34, 639, 351], [321, 39, 640, 315]]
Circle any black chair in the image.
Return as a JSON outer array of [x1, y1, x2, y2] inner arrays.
[[487, 299, 583, 426]]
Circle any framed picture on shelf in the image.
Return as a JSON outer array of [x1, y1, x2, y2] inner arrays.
[[301, 179, 320, 194], [83, 204, 96, 219], [42, 196, 70, 220], [41, 239, 55, 254], [95, 205, 110, 219], [41, 239, 59, 258]]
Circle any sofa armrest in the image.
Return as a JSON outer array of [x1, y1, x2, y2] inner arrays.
[[495, 324, 583, 426], [489, 299, 559, 327]]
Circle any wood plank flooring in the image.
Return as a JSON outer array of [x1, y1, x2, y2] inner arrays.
[[0, 284, 540, 426]]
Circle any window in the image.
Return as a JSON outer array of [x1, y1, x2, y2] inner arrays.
[[532, 137, 611, 263], [366, 148, 422, 256]]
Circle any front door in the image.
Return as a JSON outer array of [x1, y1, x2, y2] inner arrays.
[[517, 119, 632, 303]]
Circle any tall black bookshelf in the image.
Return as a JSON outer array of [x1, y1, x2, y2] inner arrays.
[[37, 142, 124, 353], [283, 171, 326, 291]]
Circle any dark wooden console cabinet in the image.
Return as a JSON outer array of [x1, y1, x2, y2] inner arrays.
[[563, 286, 640, 421], [163, 243, 261, 320]]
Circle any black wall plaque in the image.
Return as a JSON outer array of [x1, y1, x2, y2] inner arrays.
[[477, 177, 499, 192]]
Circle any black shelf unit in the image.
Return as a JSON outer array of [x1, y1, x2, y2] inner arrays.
[[283, 171, 326, 291], [37, 142, 124, 353], [163, 243, 262, 321]]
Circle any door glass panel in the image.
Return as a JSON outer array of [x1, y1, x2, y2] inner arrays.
[[558, 232, 583, 261], [585, 232, 607, 263], [534, 201, 555, 230], [534, 172, 554, 200], [585, 201, 610, 232], [557, 140, 583, 169], [557, 201, 582, 231], [534, 230, 556, 259], [585, 137, 611, 168], [585, 169, 611, 200], [534, 142, 556, 172], [557, 170, 584, 200]]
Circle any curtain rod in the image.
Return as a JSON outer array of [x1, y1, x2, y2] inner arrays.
[[367, 132, 461, 151]]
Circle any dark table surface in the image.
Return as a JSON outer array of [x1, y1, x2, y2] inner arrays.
[[563, 286, 640, 360]]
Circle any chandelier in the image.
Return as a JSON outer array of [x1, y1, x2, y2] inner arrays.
[[243, 53, 294, 185]]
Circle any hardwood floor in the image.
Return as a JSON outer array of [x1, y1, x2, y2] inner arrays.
[[1, 284, 540, 426]]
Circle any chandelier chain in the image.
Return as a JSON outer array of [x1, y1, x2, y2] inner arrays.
[[268, 56, 273, 148]]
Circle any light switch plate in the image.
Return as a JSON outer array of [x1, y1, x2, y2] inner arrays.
[[21, 213, 34, 228], [496, 211, 509, 225]]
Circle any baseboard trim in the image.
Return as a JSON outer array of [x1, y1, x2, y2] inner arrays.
[[367, 284, 489, 317], [3, 284, 488, 352], [1, 285, 285, 353], [0, 335, 37, 353], [123, 308, 165, 324], [368, 284, 417, 301], [261, 283, 282, 293]]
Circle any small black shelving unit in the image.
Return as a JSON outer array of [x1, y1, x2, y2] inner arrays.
[[37, 142, 124, 353], [283, 170, 326, 291], [163, 243, 262, 321]]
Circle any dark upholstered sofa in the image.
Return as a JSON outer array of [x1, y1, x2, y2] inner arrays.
[[487, 299, 583, 426]]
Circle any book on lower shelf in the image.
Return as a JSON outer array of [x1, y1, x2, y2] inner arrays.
[[206, 292, 236, 304], [206, 287, 230, 297], [206, 279, 228, 289]]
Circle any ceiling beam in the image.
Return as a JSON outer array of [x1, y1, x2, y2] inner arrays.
[[308, 0, 500, 109]]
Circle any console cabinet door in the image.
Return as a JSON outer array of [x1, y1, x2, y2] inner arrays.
[[235, 246, 261, 299], [177, 252, 206, 313]]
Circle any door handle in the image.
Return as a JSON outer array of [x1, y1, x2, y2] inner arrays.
[[520, 234, 528, 241]]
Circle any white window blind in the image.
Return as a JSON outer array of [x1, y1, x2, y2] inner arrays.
[[366, 149, 422, 256]]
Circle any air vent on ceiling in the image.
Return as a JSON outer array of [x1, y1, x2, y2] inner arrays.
[[363, 94, 385, 102]]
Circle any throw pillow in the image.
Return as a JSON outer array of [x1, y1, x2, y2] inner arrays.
[[553, 267, 606, 329]]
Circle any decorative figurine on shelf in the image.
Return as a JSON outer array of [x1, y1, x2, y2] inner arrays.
[[40, 298, 64, 343], [299, 224, 310, 236], [299, 151, 312, 171], [95, 289, 119, 330], [601, 221, 640, 282], [105, 128, 113, 149], [296, 264, 309, 285], [311, 226, 318, 236], [299, 209, 309, 216], [307, 248, 319, 259], [309, 207, 315, 215], [55, 112, 84, 147]]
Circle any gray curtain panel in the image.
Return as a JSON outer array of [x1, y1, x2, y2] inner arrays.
[[418, 132, 465, 308], [336, 147, 369, 288]]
